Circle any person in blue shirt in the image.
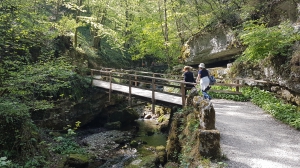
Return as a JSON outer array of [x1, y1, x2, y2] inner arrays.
[[183, 66, 196, 95], [196, 63, 211, 100]]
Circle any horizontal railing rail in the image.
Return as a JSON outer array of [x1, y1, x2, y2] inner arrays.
[[91, 68, 274, 107]]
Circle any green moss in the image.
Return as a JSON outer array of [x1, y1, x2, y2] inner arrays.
[[157, 115, 166, 123], [68, 154, 89, 162], [130, 140, 138, 148], [125, 156, 158, 168], [55, 155, 68, 168], [156, 145, 165, 152], [164, 162, 179, 168], [66, 154, 90, 168]]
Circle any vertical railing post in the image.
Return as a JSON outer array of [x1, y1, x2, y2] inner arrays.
[[236, 79, 240, 93], [181, 83, 185, 107], [109, 72, 112, 102], [152, 77, 155, 114], [135, 72, 137, 86], [129, 75, 132, 107], [90, 69, 94, 86]]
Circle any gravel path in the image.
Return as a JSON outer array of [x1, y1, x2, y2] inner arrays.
[[212, 99, 300, 168]]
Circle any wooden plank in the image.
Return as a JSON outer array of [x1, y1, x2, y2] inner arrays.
[[92, 80, 182, 105]]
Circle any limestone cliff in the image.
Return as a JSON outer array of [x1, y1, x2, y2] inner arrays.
[[180, 0, 298, 66]]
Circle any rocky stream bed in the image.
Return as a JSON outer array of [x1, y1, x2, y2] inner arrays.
[[70, 104, 171, 168]]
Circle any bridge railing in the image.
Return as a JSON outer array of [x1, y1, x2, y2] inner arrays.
[[91, 68, 273, 105], [94, 67, 246, 95], [210, 77, 273, 94], [91, 69, 197, 108]]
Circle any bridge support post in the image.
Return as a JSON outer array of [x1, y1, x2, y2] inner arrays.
[[90, 69, 94, 86], [109, 72, 112, 102], [129, 75, 132, 107], [181, 83, 186, 107], [152, 78, 156, 114], [135, 72, 137, 86]]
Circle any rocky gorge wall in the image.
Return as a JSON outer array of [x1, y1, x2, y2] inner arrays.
[[180, 0, 298, 66], [180, 0, 300, 105], [31, 88, 139, 130], [230, 42, 300, 105]]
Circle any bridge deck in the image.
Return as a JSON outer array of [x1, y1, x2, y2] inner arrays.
[[92, 80, 182, 105]]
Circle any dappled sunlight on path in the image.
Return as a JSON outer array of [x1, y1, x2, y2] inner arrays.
[[213, 99, 300, 168]]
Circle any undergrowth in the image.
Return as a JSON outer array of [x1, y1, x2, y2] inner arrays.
[[208, 85, 250, 101]]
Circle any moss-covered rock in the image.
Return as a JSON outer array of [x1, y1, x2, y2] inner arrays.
[[130, 140, 139, 148], [104, 121, 121, 130], [65, 154, 90, 168], [126, 155, 159, 168], [156, 146, 166, 164], [166, 98, 220, 166], [107, 107, 139, 126], [166, 113, 183, 162], [164, 162, 179, 168], [198, 130, 221, 159]]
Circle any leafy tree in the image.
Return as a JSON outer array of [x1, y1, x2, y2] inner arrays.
[[239, 20, 300, 61]]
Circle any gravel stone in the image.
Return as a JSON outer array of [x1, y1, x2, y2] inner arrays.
[[212, 99, 300, 168]]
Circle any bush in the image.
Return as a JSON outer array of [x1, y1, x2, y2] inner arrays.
[[239, 20, 300, 62], [209, 85, 250, 101]]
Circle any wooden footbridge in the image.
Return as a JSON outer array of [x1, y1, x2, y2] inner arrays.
[[91, 68, 269, 111]]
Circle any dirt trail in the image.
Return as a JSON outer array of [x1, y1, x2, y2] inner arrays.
[[212, 99, 300, 168]]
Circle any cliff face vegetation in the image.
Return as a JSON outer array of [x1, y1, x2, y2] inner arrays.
[[180, 0, 300, 105], [180, 0, 298, 66]]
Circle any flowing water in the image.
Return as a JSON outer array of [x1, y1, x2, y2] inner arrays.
[[134, 119, 167, 146], [92, 119, 168, 168]]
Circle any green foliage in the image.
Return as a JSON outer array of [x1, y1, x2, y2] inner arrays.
[[239, 20, 300, 62], [0, 0, 57, 64], [0, 157, 12, 168], [0, 98, 30, 154], [0, 98, 30, 118], [188, 118, 199, 132], [158, 115, 166, 123], [56, 16, 79, 35], [3, 57, 91, 111], [23, 155, 48, 168], [209, 86, 250, 101], [50, 136, 86, 154], [49, 122, 86, 155], [242, 87, 300, 129]]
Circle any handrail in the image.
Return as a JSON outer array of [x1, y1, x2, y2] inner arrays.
[[91, 68, 274, 107], [91, 69, 196, 108], [95, 68, 273, 84], [91, 69, 196, 85], [94, 68, 183, 79]]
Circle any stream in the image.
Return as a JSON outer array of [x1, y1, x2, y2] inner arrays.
[[78, 108, 169, 168]]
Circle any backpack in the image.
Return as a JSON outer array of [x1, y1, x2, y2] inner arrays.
[[209, 75, 216, 85]]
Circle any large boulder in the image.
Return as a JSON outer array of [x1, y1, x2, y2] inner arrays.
[[198, 130, 221, 159], [180, 27, 243, 65]]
